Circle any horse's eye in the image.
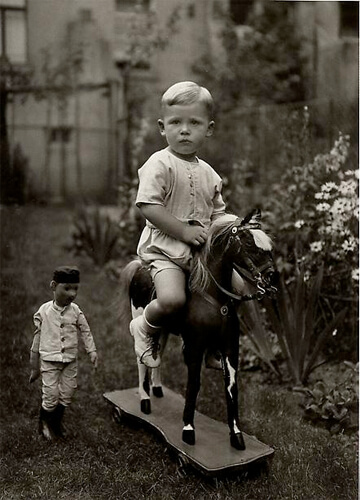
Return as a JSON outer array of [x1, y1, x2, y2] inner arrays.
[[231, 227, 237, 234]]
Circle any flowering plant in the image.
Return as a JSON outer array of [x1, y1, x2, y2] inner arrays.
[[267, 133, 358, 285], [265, 132, 358, 357]]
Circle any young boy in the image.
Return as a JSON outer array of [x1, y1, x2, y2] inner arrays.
[[131, 81, 226, 369], [29, 266, 98, 440]]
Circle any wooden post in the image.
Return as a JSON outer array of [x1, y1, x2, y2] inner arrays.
[[108, 80, 120, 201], [74, 83, 82, 197]]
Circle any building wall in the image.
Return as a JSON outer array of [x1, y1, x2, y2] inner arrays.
[[294, 1, 358, 102], [9, 0, 121, 201], [5, 0, 358, 201]]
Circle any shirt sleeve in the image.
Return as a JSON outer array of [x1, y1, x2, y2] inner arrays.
[[31, 309, 42, 352], [77, 308, 97, 353], [135, 156, 169, 207], [211, 178, 226, 221]]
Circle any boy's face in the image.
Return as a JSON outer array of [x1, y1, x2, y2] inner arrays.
[[51, 281, 79, 307], [158, 101, 214, 162]]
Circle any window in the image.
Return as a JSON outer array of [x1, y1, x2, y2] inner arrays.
[[340, 1, 359, 37], [229, 0, 254, 25], [50, 126, 73, 144], [115, 0, 150, 12], [0, 0, 27, 64]]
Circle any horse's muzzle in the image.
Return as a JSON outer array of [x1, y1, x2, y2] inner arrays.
[[260, 268, 278, 296]]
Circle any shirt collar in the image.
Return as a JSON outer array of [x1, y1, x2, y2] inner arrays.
[[52, 301, 68, 312]]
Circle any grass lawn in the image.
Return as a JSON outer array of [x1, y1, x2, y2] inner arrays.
[[0, 205, 358, 500]]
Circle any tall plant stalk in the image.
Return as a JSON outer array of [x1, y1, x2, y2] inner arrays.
[[264, 265, 347, 386]]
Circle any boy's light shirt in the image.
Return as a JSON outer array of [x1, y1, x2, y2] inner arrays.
[[135, 148, 226, 270], [136, 147, 226, 227], [31, 300, 96, 362]]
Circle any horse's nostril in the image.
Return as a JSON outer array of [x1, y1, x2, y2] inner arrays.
[[266, 271, 274, 282]]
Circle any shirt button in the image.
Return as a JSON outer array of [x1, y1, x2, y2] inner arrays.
[[190, 192, 194, 196], [60, 324, 64, 328], [188, 174, 191, 179], [61, 347, 65, 353], [61, 337, 65, 342]]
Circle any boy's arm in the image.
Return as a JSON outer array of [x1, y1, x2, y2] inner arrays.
[[211, 181, 226, 221], [139, 204, 208, 247]]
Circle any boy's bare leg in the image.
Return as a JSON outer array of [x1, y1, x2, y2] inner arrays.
[[130, 269, 186, 368]]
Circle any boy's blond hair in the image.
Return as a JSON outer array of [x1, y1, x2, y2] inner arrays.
[[161, 81, 214, 118]]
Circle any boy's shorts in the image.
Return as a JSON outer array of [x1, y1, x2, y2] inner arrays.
[[145, 259, 186, 280]]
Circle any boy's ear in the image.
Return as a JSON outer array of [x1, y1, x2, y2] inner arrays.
[[158, 119, 166, 136], [50, 280, 57, 291], [206, 120, 215, 137]]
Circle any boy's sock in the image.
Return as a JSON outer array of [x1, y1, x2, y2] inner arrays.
[[130, 309, 161, 368]]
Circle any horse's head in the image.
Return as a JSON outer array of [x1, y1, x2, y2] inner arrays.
[[190, 209, 277, 299], [225, 209, 277, 297]]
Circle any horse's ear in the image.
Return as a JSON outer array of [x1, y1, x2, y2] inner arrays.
[[241, 208, 261, 226]]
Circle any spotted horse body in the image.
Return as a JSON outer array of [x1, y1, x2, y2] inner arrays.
[[118, 209, 277, 450]]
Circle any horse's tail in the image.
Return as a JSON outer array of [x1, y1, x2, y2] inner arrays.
[[118, 259, 142, 333]]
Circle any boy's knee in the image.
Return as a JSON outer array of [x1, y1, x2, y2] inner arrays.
[[159, 293, 186, 315]]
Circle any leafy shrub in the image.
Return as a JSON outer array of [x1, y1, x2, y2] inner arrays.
[[264, 132, 358, 358], [266, 133, 358, 280], [238, 301, 281, 378], [68, 179, 140, 268], [302, 362, 359, 434], [1, 143, 30, 204], [264, 265, 347, 385], [68, 205, 123, 267]]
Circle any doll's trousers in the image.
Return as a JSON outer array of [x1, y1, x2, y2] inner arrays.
[[40, 359, 77, 411]]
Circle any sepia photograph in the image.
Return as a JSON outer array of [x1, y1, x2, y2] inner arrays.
[[0, 0, 358, 498]]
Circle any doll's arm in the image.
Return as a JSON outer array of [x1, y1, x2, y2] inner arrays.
[[29, 314, 41, 383]]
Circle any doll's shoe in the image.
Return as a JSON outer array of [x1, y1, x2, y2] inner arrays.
[[130, 315, 161, 368]]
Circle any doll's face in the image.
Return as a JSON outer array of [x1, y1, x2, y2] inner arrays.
[[158, 101, 214, 162], [51, 281, 79, 307]]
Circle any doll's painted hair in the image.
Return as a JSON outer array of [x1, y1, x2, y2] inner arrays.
[[161, 81, 214, 118]]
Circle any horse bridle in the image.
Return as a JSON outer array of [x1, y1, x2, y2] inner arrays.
[[203, 219, 277, 315]]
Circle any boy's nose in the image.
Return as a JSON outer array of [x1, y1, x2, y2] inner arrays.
[[180, 124, 190, 134]]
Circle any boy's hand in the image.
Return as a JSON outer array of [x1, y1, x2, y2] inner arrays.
[[182, 224, 208, 247], [89, 351, 98, 369]]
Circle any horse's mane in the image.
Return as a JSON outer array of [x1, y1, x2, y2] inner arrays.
[[189, 213, 272, 295]]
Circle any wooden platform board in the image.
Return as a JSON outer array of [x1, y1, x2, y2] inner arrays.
[[103, 386, 274, 476]]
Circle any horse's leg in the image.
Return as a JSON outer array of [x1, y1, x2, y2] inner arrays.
[[182, 339, 203, 445], [131, 304, 152, 413], [151, 332, 168, 398], [137, 359, 151, 414], [222, 323, 246, 450]]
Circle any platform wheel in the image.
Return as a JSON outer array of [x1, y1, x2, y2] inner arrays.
[[112, 406, 122, 424], [177, 455, 190, 477]]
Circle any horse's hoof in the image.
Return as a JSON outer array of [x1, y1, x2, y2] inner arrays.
[[140, 399, 151, 415], [182, 429, 195, 446], [152, 386, 163, 398], [230, 432, 246, 450]]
